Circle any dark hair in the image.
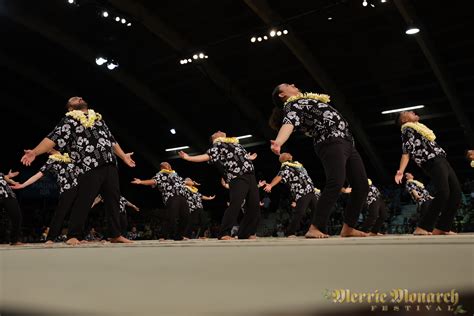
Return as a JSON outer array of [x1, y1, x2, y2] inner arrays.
[[269, 84, 285, 130], [272, 84, 283, 108]]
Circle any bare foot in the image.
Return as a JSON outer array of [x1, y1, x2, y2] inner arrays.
[[219, 235, 234, 240], [340, 224, 368, 237], [80, 240, 89, 244], [44, 240, 54, 245], [182, 237, 189, 241], [287, 235, 297, 238], [432, 229, 457, 235], [198, 237, 208, 240], [66, 238, 81, 246], [10, 242, 25, 246], [248, 235, 257, 240], [305, 225, 329, 238], [413, 227, 431, 235], [110, 236, 133, 243]]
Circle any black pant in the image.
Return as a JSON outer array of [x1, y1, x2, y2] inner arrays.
[[421, 157, 461, 231], [119, 212, 128, 236], [220, 173, 260, 239], [360, 198, 389, 234], [418, 200, 432, 220], [0, 197, 22, 244], [313, 138, 369, 233], [68, 164, 122, 239], [47, 187, 78, 241], [185, 208, 202, 238], [287, 192, 318, 236], [164, 195, 190, 240]]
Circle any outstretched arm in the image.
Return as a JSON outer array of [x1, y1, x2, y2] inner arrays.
[[91, 196, 103, 208], [264, 175, 282, 193], [131, 178, 156, 186], [113, 143, 136, 168], [21, 138, 56, 166], [178, 151, 210, 163], [395, 154, 410, 184], [126, 201, 140, 212], [202, 195, 216, 201], [246, 152, 258, 161], [221, 178, 229, 189], [271, 124, 294, 155], [10, 171, 44, 189]]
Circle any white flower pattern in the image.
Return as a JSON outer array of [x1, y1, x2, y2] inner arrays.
[[206, 142, 255, 182], [277, 165, 315, 201]]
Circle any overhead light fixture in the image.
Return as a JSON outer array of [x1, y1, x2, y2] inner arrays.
[[257, 37, 262, 42], [269, 30, 276, 37], [170, 129, 176, 135], [127, 22, 132, 27], [67, 0, 75, 4], [236, 134, 252, 140], [101, 11, 109, 18], [381, 105, 424, 114], [263, 36, 268, 40], [187, 58, 192, 62], [283, 30, 288, 34], [165, 146, 189, 152], [405, 27, 420, 35], [121, 18, 126, 24], [106, 61, 119, 70], [370, 3, 375, 7], [328, 17, 333, 20], [362, 0, 368, 6], [95, 57, 108, 66], [115, 16, 120, 22], [276, 31, 282, 36], [250, 37, 257, 43], [198, 53, 205, 58], [381, 0, 387, 2]]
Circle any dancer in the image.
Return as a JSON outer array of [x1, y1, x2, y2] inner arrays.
[[131, 162, 189, 240], [0, 170, 23, 245], [92, 195, 140, 236], [21, 96, 135, 245], [404, 173, 433, 229], [394, 111, 461, 235], [270, 84, 369, 238], [264, 153, 319, 237], [466, 150, 474, 167], [179, 131, 260, 240], [343, 179, 389, 236], [12, 150, 80, 243], [183, 178, 215, 239]]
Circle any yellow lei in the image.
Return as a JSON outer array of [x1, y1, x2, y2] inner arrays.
[[284, 92, 331, 105], [186, 185, 198, 194], [407, 179, 424, 189], [368, 179, 372, 186], [471, 161, 474, 168], [213, 137, 239, 144], [401, 122, 436, 142], [49, 153, 72, 163], [66, 109, 102, 128], [159, 169, 175, 174], [282, 161, 303, 168], [315, 188, 321, 194]]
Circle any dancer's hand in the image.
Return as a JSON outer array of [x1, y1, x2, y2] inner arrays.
[[10, 183, 24, 190], [208, 195, 216, 200], [133, 206, 140, 212], [131, 178, 142, 185], [7, 170, 19, 178], [123, 152, 136, 168], [178, 151, 189, 160], [394, 170, 403, 184], [258, 180, 267, 188], [264, 184, 272, 193], [291, 202, 296, 208], [21, 149, 36, 166], [270, 140, 281, 155], [247, 152, 258, 160]]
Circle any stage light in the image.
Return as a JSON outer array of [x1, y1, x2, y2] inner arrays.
[[193, 54, 198, 59], [102, 11, 109, 18], [363, 0, 368, 6], [127, 22, 132, 26], [204, 55, 208, 58], [95, 57, 108, 66], [406, 27, 420, 35], [381, 0, 387, 2], [188, 59, 192, 62], [328, 17, 333, 20], [165, 146, 189, 152], [107, 62, 119, 70], [263, 36, 268, 40], [269, 30, 276, 37], [115, 17, 120, 22], [370, 3, 375, 7], [257, 37, 262, 42], [199, 53, 204, 58], [121, 18, 126, 24], [67, 0, 75, 4], [170, 129, 176, 135], [236, 134, 252, 140], [251, 37, 256, 43], [283, 30, 288, 34], [381, 105, 424, 114], [276, 31, 282, 36]]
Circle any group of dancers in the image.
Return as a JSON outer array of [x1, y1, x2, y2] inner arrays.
[[0, 84, 469, 245]]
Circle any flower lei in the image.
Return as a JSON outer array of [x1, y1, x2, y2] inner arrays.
[[66, 109, 102, 128], [407, 179, 424, 189], [368, 179, 372, 186], [49, 153, 72, 163], [401, 122, 436, 142], [159, 169, 175, 174], [315, 188, 321, 194], [186, 185, 199, 194], [282, 161, 303, 168], [213, 137, 239, 144], [284, 92, 331, 105], [471, 161, 474, 168]]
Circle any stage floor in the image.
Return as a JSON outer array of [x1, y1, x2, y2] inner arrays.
[[1, 234, 473, 315]]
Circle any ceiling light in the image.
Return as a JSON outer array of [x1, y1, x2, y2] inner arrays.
[[199, 53, 205, 58], [193, 54, 198, 59], [188, 58, 192, 62], [263, 36, 268, 40], [115, 17, 120, 22], [165, 146, 189, 152], [381, 105, 424, 114], [127, 22, 132, 27], [121, 18, 126, 24], [276, 31, 282, 36], [257, 37, 262, 42], [102, 11, 109, 18], [170, 129, 176, 135], [106, 62, 119, 70], [269, 30, 276, 37], [250, 37, 256, 43], [67, 0, 75, 4], [370, 3, 375, 7], [236, 134, 252, 140], [283, 30, 288, 34], [405, 27, 420, 35], [328, 17, 333, 20], [362, 0, 368, 6], [95, 57, 107, 65]]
